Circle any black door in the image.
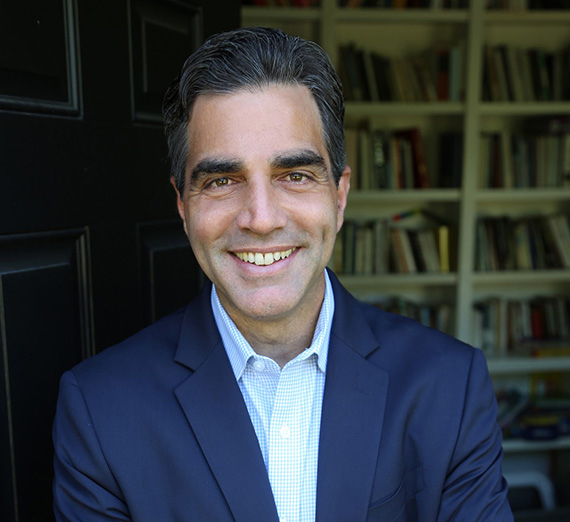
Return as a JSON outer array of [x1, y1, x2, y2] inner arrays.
[[0, 1, 240, 520]]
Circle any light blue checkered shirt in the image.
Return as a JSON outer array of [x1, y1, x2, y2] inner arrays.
[[211, 271, 334, 522]]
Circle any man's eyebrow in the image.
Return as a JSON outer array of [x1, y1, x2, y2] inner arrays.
[[270, 150, 327, 171], [189, 157, 245, 184]]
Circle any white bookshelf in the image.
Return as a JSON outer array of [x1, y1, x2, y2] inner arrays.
[[243, 0, 570, 493], [503, 436, 570, 454]]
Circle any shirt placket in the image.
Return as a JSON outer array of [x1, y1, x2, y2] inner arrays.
[[268, 360, 315, 522]]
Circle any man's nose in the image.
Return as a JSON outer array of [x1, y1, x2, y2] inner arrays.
[[236, 177, 287, 235]]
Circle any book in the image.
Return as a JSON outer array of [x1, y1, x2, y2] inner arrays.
[[436, 47, 450, 101], [370, 52, 393, 101], [394, 127, 430, 189], [493, 46, 511, 101], [562, 132, 570, 186], [371, 129, 390, 189], [399, 228, 418, 273], [449, 44, 462, 101], [339, 43, 365, 101], [412, 55, 438, 102], [536, 48, 552, 101], [374, 220, 391, 274], [437, 225, 450, 272], [391, 135, 403, 189], [439, 132, 462, 188], [500, 131, 514, 189], [418, 228, 440, 272], [484, 46, 501, 101], [362, 49, 379, 103], [517, 47, 536, 102], [390, 227, 408, 273], [505, 44, 525, 102]]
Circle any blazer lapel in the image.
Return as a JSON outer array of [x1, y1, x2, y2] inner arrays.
[[173, 285, 279, 522], [316, 274, 389, 522]]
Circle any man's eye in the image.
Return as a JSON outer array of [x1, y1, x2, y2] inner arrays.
[[210, 177, 231, 187], [288, 172, 307, 182]]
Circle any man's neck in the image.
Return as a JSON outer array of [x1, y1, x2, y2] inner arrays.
[[218, 283, 326, 369], [234, 312, 321, 368]]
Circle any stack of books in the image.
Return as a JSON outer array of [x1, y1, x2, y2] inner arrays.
[[333, 210, 455, 275], [474, 214, 570, 271]]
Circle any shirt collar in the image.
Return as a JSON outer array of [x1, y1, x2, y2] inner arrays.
[[211, 271, 334, 380]]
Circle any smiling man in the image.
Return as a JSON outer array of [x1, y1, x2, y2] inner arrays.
[[53, 28, 513, 521], [173, 84, 349, 367]]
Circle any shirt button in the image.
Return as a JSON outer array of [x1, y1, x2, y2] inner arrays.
[[252, 360, 265, 371], [280, 424, 291, 438]]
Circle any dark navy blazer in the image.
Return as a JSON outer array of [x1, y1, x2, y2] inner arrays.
[[53, 271, 513, 521]]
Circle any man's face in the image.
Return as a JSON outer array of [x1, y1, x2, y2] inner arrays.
[[174, 84, 350, 327]]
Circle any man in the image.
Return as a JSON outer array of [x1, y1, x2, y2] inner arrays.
[[53, 27, 513, 521]]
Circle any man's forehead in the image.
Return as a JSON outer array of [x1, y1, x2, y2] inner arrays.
[[185, 85, 328, 167], [189, 83, 321, 125]]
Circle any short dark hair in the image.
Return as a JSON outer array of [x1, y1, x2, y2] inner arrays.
[[163, 26, 346, 194]]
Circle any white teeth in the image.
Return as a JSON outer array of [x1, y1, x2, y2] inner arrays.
[[235, 248, 295, 266]]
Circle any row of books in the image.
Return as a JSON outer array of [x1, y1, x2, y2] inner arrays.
[[345, 126, 462, 190], [480, 130, 570, 188], [474, 214, 570, 272], [372, 297, 455, 334], [497, 390, 570, 444], [483, 44, 570, 102], [346, 126, 430, 190], [338, 41, 466, 103], [332, 215, 454, 275], [473, 296, 570, 356], [338, 0, 468, 7]]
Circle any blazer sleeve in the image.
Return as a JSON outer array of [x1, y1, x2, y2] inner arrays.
[[437, 348, 513, 521], [52, 371, 131, 522]]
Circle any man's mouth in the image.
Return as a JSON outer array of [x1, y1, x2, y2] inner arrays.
[[234, 248, 296, 266]]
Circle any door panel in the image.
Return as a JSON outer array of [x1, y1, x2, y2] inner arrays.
[[0, 1, 240, 520], [0, 230, 91, 522], [0, 0, 80, 115]]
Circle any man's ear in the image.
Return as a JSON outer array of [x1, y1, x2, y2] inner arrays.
[[336, 166, 351, 233], [170, 177, 188, 234]]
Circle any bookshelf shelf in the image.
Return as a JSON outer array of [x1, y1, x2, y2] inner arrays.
[[484, 11, 570, 25], [346, 102, 465, 117], [336, 9, 469, 24], [479, 102, 570, 116], [473, 269, 570, 286], [242, 7, 322, 21], [488, 356, 570, 375], [503, 436, 570, 453], [348, 189, 461, 205], [475, 189, 570, 203], [339, 272, 457, 291]]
